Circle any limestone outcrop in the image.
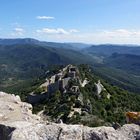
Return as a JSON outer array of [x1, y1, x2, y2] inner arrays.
[[0, 91, 140, 140], [0, 91, 40, 123], [1, 122, 140, 140]]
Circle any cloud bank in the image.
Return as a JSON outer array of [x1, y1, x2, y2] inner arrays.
[[35, 29, 140, 44], [36, 28, 79, 35], [6, 27, 140, 45]]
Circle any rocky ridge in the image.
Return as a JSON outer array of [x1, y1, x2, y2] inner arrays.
[[0, 91, 140, 140]]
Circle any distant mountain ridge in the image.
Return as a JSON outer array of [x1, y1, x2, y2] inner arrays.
[[84, 44, 140, 56], [0, 38, 140, 94], [0, 38, 90, 50], [1, 38, 140, 52], [0, 38, 40, 45], [104, 53, 140, 75]]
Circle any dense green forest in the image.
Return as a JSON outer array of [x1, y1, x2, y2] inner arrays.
[[33, 65, 140, 127]]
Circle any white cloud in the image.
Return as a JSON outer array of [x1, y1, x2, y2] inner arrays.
[[14, 28, 24, 32], [101, 29, 140, 38], [11, 27, 25, 36], [69, 29, 79, 33], [36, 16, 55, 20], [35, 29, 140, 44], [36, 28, 79, 35]]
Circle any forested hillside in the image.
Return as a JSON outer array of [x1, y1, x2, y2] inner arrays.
[[32, 65, 140, 127], [0, 38, 140, 95]]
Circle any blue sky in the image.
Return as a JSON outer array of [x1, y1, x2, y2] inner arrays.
[[0, 0, 140, 44]]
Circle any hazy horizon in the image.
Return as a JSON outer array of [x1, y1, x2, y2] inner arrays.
[[1, 0, 140, 44]]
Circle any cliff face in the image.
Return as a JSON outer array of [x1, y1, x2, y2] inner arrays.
[[0, 91, 140, 140]]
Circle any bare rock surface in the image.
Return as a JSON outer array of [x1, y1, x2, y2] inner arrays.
[[0, 91, 140, 140], [0, 91, 40, 123]]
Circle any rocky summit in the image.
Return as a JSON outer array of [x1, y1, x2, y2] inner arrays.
[[0, 92, 140, 140]]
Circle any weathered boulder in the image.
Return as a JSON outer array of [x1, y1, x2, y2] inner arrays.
[[58, 124, 83, 140], [84, 126, 125, 140], [8, 123, 140, 140], [0, 91, 40, 123], [117, 124, 140, 140], [10, 122, 61, 140], [94, 80, 105, 97]]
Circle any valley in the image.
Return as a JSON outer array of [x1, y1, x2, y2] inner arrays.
[[0, 38, 140, 95]]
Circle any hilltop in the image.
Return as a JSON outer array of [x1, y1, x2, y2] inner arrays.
[[26, 64, 140, 127]]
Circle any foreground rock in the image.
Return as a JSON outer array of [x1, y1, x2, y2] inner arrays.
[[0, 92, 140, 140], [0, 91, 40, 123], [1, 122, 140, 140]]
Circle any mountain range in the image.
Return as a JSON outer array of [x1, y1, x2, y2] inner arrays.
[[0, 38, 140, 94]]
